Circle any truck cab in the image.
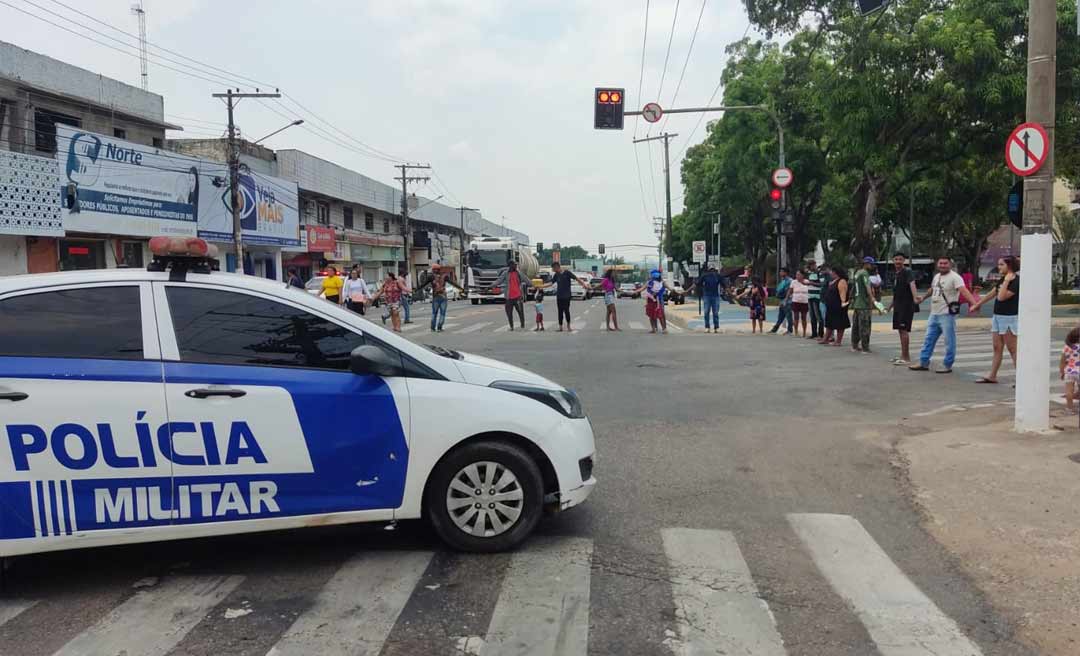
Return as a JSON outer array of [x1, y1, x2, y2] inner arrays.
[[465, 238, 539, 304]]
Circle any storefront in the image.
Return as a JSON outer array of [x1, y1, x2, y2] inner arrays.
[[282, 225, 335, 281]]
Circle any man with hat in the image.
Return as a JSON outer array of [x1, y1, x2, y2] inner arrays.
[[850, 256, 880, 353]]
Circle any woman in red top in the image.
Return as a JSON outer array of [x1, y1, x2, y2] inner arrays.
[[371, 271, 406, 332]]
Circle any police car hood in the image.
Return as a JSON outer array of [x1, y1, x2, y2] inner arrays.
[[452, 351, 561, 389]]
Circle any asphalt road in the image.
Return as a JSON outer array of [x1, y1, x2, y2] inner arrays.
[[0, 297, 1046, 656]]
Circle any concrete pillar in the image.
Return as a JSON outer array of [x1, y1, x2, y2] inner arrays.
[[1015, 233, 1053, 432]]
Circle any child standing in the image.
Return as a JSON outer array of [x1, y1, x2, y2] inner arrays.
[[737, 278, 768, 334], [1060, 327, 1080, 412], [534, 286, 545, 332]]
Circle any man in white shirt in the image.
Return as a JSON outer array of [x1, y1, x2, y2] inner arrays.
[[909, 256, 978, 374]]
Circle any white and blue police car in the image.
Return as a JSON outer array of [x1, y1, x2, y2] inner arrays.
[[0, 238, 595, 556]]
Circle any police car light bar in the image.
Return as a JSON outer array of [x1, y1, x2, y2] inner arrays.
[[147, 236, 220, 280]]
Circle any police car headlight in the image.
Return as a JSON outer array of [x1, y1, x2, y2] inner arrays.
[[490, 381, 585, 419]]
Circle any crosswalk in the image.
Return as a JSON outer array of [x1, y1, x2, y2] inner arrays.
[[879, 330, 1074, 404], [0, 514, 986, 656]]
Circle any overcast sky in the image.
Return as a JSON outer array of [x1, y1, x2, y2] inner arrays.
[[2, 0, 754, 258]]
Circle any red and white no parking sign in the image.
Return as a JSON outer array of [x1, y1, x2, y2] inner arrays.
[[1005, 122, 1049, 177]]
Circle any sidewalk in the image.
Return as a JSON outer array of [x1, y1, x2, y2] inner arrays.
[[666, 301, 1080, 334], [897, 410, 1080, 655]]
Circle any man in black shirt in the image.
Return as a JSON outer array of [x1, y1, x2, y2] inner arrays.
[[544, 261, 591, 332], [885, 252, 918, 365]]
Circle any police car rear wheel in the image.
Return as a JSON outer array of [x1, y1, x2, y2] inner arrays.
[[427, 441, 543, 552]]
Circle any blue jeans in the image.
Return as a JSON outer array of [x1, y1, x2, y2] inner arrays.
[[771, 303, 793, 333], [402, 294, 412, 322], [703, 295, 720, 328], [919, 313, 957, 369], [431, 296, 447, 330]]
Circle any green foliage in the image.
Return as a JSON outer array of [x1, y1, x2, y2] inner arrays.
[[678, 0, 1080, 269]]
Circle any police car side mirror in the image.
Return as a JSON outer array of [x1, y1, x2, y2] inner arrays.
[[350, 345, 402, 377]]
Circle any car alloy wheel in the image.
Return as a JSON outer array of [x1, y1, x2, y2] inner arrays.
[[445, 461, 524, 538]]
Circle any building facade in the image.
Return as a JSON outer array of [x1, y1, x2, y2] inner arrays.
[[0, 40, 177, 275]]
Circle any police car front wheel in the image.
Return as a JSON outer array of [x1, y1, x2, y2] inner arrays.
[[426, 441, 544, 552]]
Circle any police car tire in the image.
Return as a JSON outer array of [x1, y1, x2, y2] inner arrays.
[[425, 440, 544, 553]]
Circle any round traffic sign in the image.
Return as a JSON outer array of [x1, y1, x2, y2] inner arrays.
[[642, 103, 663, 123], [1005, 122, 1049, 177], [772, 167, 794, 188]]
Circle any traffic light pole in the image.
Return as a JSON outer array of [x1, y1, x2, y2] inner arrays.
[[1015, 0, 1057, 433]]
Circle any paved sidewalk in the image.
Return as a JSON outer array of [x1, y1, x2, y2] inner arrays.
[[898, 409, 1080, 655]]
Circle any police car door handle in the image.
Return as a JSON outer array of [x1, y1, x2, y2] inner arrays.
[[0, 392, 28, 402], [184, 388, 246, 399]]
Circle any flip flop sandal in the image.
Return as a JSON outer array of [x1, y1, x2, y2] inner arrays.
[[935, 369, 953, 374], [975, 378, 998, 384], [909, 365, 930, 371]]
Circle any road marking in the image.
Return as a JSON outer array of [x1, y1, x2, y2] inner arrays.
[[480, 537, 592, 656], [267, 551, 433, 656], [629, 321, 646, 330], [667, 323, 683, 333], [788, 513, 983, 656], [53, 575, 244, 656], [493, 325, 511, 333], [401, 323, 424, 332], [0, 599, 36, 628], [661, 528, 786, 656], [456, 321, 491, 334]]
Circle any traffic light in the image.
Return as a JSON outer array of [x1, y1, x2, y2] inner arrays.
[[769, 188, 783, 210], [594, 87, 625, 130], [598, 243, 605, 255], [536, 242, 544, 255]]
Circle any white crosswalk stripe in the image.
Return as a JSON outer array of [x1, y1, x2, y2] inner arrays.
[[629, 321, 646, 330], [662, 528, 786, 655], [456, 321, 492, 334], [479, 537, 592, 656], [267, 551, 433, 656], [789, 513, 983, 656], [11, 518, 989, 656], [0, 599, 36, 628], [53, 575, 245, 656]]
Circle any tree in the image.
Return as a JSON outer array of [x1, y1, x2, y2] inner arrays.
[[1053, 206, 1080, 284], [536, 245, 590, 266]]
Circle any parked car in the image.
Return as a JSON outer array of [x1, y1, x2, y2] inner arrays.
[[618, 283, 641, 299], [668, 282, 687, 305], [570, 274, 589, 301]]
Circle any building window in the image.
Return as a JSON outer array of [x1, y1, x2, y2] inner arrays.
[[343, 206, 354, 230], [0, 286, 143, 360], [58, 239, 106, 271], [34, 109, 81, 154], [364, 212, 374, 231], [113, 128, 127, 139], [120, 241, 144, 268], [317, 201, 330, 225], [152, 137, 164, 148], [383, 216, 390, 233]]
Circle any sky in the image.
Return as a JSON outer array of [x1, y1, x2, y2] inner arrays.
[[1, 0, 756, 259]]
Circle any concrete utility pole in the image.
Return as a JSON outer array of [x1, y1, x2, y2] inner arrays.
[[212, 89, 281, 274], [1015, 0, 1057, 433], [652, 216, 666, 272], [634, 133, 678, 264], [395, 163, 431, 284], [457, 205, 478, 282]]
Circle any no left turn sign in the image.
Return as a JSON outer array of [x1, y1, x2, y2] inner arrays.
[[772, 167, 794, 188], [642, 103, 663, 123], [1005, 122, 1049, 177]]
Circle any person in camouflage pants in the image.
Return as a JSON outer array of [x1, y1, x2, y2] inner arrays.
[[849, 256, 878, 353]]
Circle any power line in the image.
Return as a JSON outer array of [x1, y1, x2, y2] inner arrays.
[[40, 0, 276, 89], [660, 0, 707, 132], [0, 0, 244, 87], [654, 0, 682, 122], [280, 94, 405, 163]]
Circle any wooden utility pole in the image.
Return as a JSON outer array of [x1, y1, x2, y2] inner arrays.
[[212, 89, 281, 273]]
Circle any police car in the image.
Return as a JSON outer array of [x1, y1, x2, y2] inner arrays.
[[0, 238, 595, 557]]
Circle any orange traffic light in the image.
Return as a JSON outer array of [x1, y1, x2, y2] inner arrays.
[[594, 87, 625, 129]]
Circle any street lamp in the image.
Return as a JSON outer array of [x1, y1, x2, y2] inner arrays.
[[253, 119, 303, 145]]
